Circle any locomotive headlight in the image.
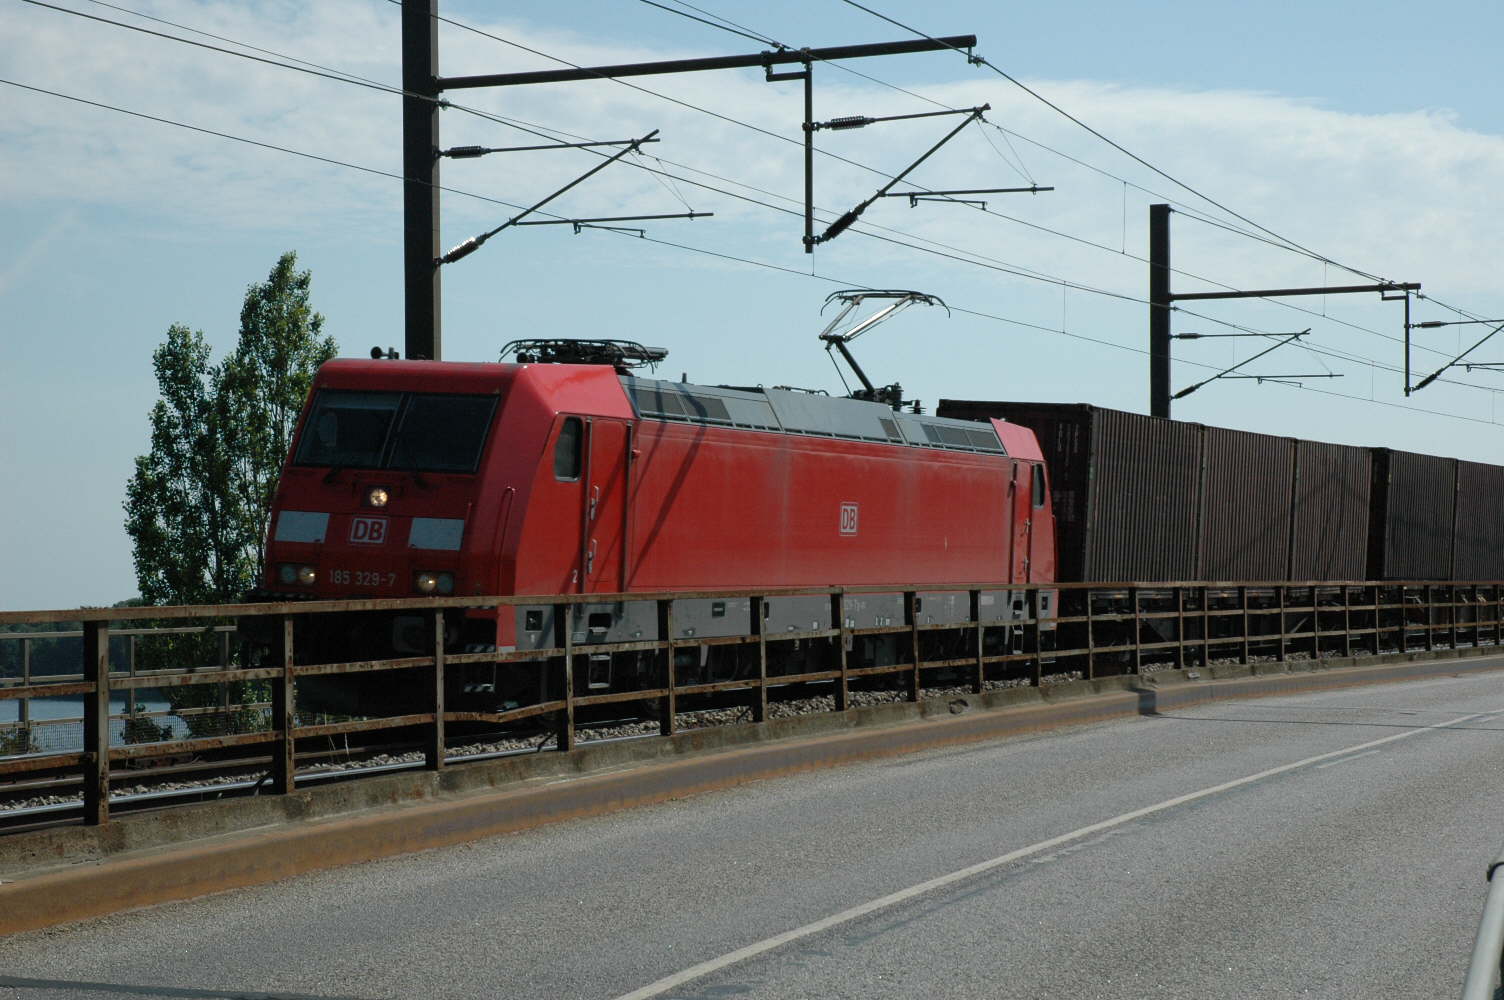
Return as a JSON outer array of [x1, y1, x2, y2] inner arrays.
[[297, 565, 317, 585], [278, 563, 297, 585], [366, 487, 390, 508], [415, 571, 455, 595]]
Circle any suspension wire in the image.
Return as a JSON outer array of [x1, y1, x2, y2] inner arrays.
[[636, 0, 776, 47], [455, 3, 1470, 363], [0, 77, 571, 219], [833, 0, 1391, 280], [36, 0, 1488, 376], [388, 6, 1425, 364], [598, 226, 1504, 426], [60, 0, 1437, 367], [23, 0, 406, 97], [12, 68, 1495, 427], [80, 0, 400, 92], [61, 0, 1491, 353], [837, 0, 1504, 330], [649, 0, 784, 47], [636, 0, 1035, 184]]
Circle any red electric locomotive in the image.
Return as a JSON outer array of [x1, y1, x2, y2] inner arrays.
[[257, 321, 1056, 712]]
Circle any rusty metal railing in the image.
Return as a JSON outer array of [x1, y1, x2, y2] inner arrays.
[[0, 580, 1499, 828]]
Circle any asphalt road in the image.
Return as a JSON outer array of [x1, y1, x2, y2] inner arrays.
[[4, 669, 1504, 999]]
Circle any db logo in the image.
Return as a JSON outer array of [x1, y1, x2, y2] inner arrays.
[[839, 502, 859, 536], [349, 517, 389, 544]]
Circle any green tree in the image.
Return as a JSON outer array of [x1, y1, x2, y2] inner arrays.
[[220, 253, 336, 582], [123, 324, 238, 605], [123, 253, 336, 735], [125, 252, 337, 606]]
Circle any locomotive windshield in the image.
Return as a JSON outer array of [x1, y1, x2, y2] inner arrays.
[[294, 389, 498, 473]]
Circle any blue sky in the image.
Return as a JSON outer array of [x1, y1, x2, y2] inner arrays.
[[3, 0, 1502, 610]]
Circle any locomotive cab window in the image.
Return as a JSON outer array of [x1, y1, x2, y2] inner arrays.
[[1032, 464, 1046, 508], [296, 391, 401, 469], [554, 417, 583, 481], [388, 394, 497, 472], [294, 389, 497, 473]]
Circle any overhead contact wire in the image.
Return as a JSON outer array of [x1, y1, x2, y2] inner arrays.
[[33, 1, 1490, 382]]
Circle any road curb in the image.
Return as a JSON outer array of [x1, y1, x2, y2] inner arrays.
[[2, 647, 1500, 935]]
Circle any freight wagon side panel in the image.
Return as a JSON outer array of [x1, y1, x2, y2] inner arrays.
[[1091, 407, 1201, 581], [1454, 460, 1504, 580], [1290, 440, 1371, 580], [1202, 427, 1292, 581], [1369, 449, 1457, 579]]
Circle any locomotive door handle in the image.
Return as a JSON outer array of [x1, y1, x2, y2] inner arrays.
[[588, 485, 600, 521], [587, 539, 597, 575]]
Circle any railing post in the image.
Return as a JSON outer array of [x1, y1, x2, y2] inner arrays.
[[1027, 588, 1042, 686], [903, 591, 920, 702], [1277, 586, 1288, 663], [19, 636, 30, 738], [1450, 585, 1459, 649], [1310, 588, 1320, 661], [658, 599, 677, 737], [1424, 585, 1435, 651], [1397, 584, 1407, 654], [557, 601, 576, 752], [752, 596, 768, 723], [969, 590, 985, 692], [1131, 587, 1142, 675], [1084, 588, 1096, 681], [1496, 584, 1502, 648], [81, 620, 110, 826], [1342, 587, 1353, 658], [831, 592, 849, 711], [1239, 586, 1250, 665], [427, 610, 446, 769], [270, 616, 295, 794], [1174, 587, 1185, 670], [126, 632, 138, 729], [1198, 586, 1210, 668]]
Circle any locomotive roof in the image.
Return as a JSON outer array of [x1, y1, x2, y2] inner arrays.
[[316, 358, 519, 393], [311, 359, 1040, 459], [623, 375, 1016, 457]]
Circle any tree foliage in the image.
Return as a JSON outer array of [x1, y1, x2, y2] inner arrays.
[[123, 253, 336, 736], [125, 252, 337, 606]]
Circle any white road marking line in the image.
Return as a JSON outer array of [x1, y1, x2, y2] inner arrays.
[[1314, 749, 1383, 769], [610, 709, 1489, 1000]]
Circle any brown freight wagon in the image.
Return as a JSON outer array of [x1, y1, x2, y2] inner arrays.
[[1454, 460, 1504, 580], [937, 400, 1373, 583], [1367, 450, 1504, 581]]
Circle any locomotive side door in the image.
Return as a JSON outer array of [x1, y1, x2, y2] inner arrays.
[[1008, 461, 1034, 584], [580, 418, 631, 593]]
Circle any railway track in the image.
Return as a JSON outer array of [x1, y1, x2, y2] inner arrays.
[[0, 713, 687, 832], [0, 677, 986, 832]]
